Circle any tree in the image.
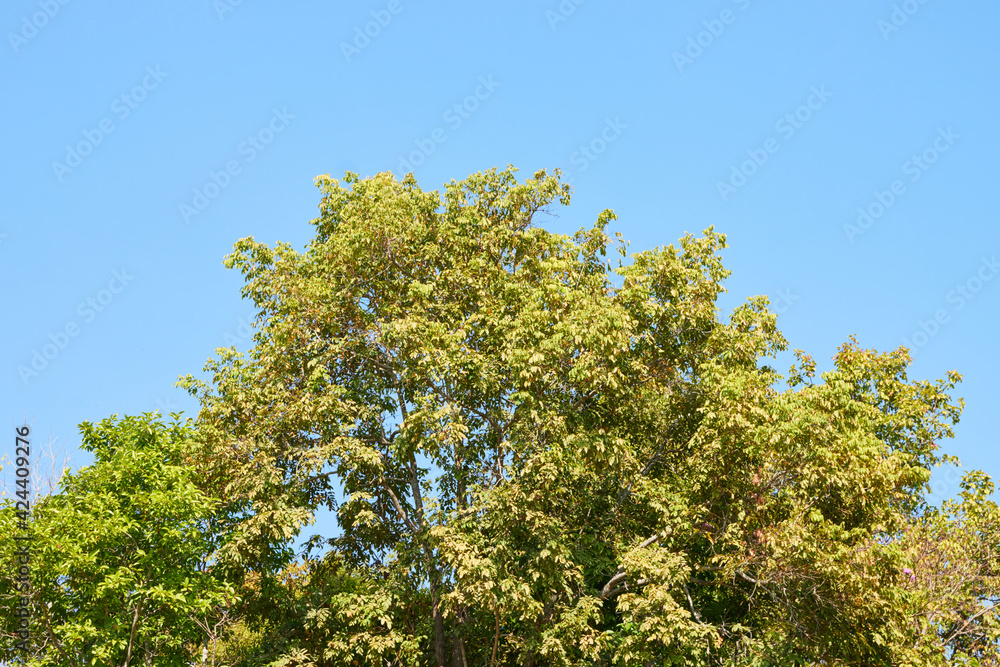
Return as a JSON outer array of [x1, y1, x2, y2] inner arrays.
[[0, 413, 238, 666], [179, 166, 999, 665], [891, 470, 1000, 664]]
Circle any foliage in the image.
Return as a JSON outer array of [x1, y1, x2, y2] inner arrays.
[[0, 413, 236, 666], [5, 167, 990, 666], [175, 166, 1000, 665]]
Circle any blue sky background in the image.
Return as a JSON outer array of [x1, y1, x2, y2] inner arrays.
[[2, 0, 997, 555]]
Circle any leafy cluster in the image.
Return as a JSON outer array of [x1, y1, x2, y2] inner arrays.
[[0, 414, 235, 666]]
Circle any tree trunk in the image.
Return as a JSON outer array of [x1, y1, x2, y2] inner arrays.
[[429, 568, 447, 667], [411, 454, 446, 667], [452, 605, 468, 667], [398, 387, 447, 667]]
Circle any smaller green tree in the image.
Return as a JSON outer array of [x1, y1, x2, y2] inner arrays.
[[0, 412, 237, 667]]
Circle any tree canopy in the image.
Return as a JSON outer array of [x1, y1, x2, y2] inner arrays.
[[173, 166, 998, 666], [4, 166, 998, 666]]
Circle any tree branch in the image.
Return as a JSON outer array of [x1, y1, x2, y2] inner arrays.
[[601, 578, 652, 601], [124, 599, 143, 667], [380, 474, 418, 533], [598, 532, 666, 600]]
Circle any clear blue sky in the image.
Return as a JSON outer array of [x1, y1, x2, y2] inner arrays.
[[3, 0, 998, 552]]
